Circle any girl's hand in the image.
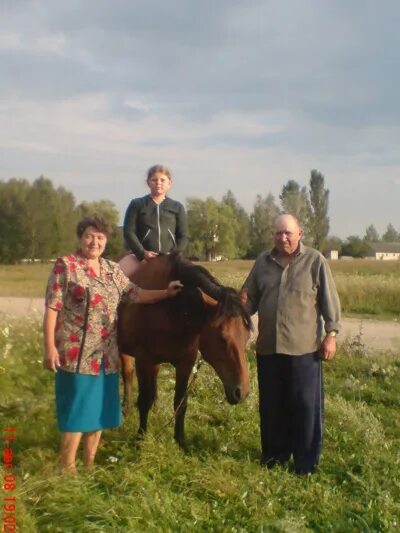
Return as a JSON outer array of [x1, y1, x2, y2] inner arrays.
[[167, 280, 183, 297], [144, 251, 159, 261]]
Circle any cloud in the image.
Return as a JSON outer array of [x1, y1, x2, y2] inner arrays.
[[0, 31, 66, 55], [2, 0, 399, 127], [0, 1, 399, 237]]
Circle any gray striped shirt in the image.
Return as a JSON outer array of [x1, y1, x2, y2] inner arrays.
[[243, 243, 341, 355]]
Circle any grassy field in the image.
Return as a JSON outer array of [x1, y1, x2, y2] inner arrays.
[[0, 263, 50, 298], [206, 259, 400, 319], [1, 259, 400, 318], [1, 319, 400, 531]]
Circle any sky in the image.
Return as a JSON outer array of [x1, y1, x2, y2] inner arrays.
[[1, 0, 399, 238]]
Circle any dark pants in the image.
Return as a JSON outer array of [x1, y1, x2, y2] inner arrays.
[[256, 352, 323, 474]]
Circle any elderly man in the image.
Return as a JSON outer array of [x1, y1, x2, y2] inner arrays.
[[243, 214, 341, 474]]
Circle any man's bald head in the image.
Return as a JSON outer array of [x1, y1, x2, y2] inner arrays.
[[273, 214, 303, 256], [274, 214, 302, 231]]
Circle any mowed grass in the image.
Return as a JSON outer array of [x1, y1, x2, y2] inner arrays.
[[1, 258, 400, 317], [1, 319, 400, 532], [0, 263, 49, 298]]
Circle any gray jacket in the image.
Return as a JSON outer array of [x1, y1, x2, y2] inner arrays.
[[243, 243, 341, 355], [123, 195, 188, 260]]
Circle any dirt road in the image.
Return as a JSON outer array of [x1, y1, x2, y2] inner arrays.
[[248, 315, 400, 353], [0, 297, 399, 353]]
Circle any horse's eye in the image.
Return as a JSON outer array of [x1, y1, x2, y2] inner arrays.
[[219, 334, 227, 345]]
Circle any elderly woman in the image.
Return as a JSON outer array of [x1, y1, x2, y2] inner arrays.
[[43, 216, 182, 472], [120, 164, 188, 276]]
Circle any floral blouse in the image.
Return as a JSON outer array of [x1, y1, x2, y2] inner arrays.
[[45, 251, 139, 375]]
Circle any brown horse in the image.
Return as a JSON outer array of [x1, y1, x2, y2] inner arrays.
[[117, 253, 252, 446]]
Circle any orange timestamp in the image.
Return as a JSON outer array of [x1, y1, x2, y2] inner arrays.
[[2, 428, 16, 532]]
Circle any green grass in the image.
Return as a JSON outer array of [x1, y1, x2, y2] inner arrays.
[[1, 319, 399, 531], [0, 263, 49, 298]]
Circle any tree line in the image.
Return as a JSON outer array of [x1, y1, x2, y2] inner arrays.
[[333, 223, 400, 259], [0, 172, 398, 263], [0, 177, 122, 263], [186, 170, 330, 260]]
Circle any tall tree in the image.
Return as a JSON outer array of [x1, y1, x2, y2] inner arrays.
[[364, 224, 380, 242], [248, 193, 280, 257], [0, 177, 124, 262], [0, 179, 31, 263], [76, 200, 119, 225], [382, 223, 399, 243], [342, 236, 371, 258], [186, 197, 238, 260], [279, 180, 311, 239], [0, 177, 79, 262], [22, 176, 62, 260], [53, 187, 79, 254], [309, 169, 329, 250], [221, 190, 250, 258]]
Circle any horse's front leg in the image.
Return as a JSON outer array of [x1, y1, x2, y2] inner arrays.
[[135, 358, 159, 438], [174, 354, 197, 448], [120, 354, 135, 418]]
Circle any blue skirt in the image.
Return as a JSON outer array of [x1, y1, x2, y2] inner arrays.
[[55, 364, 122, 432]]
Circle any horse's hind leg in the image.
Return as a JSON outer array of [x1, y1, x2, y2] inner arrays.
[[121, 354, 135, 418], [174, 357, 196, 448], [136, 359, 159, 437]]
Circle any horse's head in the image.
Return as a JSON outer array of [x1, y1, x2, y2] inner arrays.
[[199, 288, 252, 405], [129, 254, 253, 405]]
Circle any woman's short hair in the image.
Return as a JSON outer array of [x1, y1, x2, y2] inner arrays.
[[147, 164, 172, 182], [76, 216, 112, 238]]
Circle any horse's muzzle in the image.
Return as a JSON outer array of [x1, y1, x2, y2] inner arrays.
[[225, 384, 249, 405]]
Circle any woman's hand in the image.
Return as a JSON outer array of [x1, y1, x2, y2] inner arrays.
[[167, 280, 183, 297], [43, 307, 60, 372], [44, 346, 61, 373], [134, 281, 183, 304]]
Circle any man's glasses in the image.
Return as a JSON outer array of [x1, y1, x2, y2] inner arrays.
[[274, 231, 294, 237]]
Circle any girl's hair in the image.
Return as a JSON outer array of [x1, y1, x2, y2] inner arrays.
[[147, 164, 172, 182], [76, 216, 112, 238]]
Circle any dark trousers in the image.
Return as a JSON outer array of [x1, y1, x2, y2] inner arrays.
[[256, 352, 323, 473]]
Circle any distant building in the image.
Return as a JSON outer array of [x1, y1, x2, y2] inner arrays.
[[367, 242, 400, 260], [326, 250, 339, 260]]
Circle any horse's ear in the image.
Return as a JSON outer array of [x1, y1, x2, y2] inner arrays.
[[198, 289, 218, 307], [240, 288, 248, 305]]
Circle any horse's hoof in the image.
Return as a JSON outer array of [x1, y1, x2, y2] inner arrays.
[[137, 427, 147, 439], [174, 437, 188, 453], [134, 431, 145, 449]]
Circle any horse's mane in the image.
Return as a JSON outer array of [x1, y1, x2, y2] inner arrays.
[[169, 253, 253, 331], [218, 287, 253, 331]]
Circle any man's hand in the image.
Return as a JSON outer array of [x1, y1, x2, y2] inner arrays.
[[167, 280, 183, 297], [44, 346, 61, 372], [320, 335, 337, 361], [144, 251, 159, 261]]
